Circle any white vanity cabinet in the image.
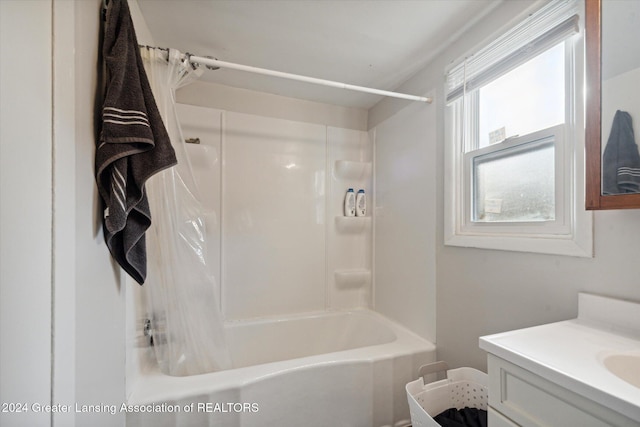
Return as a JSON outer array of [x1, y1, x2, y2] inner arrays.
[[486, 354, 638, 427], [480, 293, 640, 427]]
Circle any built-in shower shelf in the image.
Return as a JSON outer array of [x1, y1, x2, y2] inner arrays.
[[334, 269, 371, 288], [335, 216, 371, 233], [333, 160, 372, 180]]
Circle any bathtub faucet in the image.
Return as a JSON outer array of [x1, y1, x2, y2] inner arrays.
[[143, 318, 154, 346]]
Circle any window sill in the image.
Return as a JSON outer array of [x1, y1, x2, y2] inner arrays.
[[444, 227, 593, 257]]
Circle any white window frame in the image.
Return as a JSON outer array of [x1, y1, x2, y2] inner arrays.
[[444, 0, 593, 257], [463, 124, 567, 233]]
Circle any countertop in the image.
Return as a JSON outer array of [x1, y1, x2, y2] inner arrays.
[[479, 293, 640, 422]]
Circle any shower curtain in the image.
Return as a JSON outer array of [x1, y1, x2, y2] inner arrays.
[[140, 47, 231, 376]]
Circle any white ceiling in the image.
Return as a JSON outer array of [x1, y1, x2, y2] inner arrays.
[[137, 0, 501, 109]]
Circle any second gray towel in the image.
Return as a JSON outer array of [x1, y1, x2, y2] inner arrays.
[[603, 110, 640, 195]]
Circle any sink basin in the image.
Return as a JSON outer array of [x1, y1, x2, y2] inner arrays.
[[603, 352, 640, 388]]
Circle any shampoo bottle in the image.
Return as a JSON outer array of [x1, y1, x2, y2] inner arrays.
[[356, 189, 366, 217], [344, 188, 356, 217]]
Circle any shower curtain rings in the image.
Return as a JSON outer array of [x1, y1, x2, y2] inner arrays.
[[203, 56, 220, 71], [184, 53, 199, 70]]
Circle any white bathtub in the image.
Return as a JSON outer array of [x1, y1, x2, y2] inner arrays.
[[126, 310, 435, 427]]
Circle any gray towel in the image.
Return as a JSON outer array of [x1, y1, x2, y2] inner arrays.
[[603, 110, 640, 195], [96, 0, 177, 284]]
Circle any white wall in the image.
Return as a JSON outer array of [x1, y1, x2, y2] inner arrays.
[[0, 1, 134, 426], [369, 0, 640, 371], [372, 100, 437, 342], [52, 1, 77, 425], [0, 2, 53, 426], [600, 0, 640, 147], [601, 0, 640, 81], [73, 1, 127, 426]]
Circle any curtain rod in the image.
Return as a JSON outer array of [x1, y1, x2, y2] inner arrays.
[[185, 54, 433, 104]]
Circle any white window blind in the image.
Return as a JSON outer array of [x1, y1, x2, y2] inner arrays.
[[445, 0, 579, 104]]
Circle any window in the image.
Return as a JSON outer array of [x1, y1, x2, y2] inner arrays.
[[444, 0, 593, 257], [469, 127, 558, 223]]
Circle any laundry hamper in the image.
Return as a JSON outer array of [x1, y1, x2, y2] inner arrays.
[[405, 361, 488, 427]]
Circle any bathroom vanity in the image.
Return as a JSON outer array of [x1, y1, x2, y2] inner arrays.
[[480, 293, 640, 427]]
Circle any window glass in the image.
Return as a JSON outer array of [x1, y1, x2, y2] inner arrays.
[[477, 43, 565, 149], [473, 137, 555, 222]]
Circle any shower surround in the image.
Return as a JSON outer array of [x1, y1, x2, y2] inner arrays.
[[176, 103, 374, 319], [125, 102, 435, 425]]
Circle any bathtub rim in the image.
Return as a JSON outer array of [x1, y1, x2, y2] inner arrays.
[[127, 309, 435, 405]]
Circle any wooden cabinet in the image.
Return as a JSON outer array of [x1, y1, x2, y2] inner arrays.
[[585, 0, 640, 209]]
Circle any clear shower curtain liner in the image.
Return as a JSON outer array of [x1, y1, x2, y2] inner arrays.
[[141, 47, 231, 376]]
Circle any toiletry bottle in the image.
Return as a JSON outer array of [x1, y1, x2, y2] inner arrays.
[[344, 188, 356, 217], [356, 189, 366, 217]]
